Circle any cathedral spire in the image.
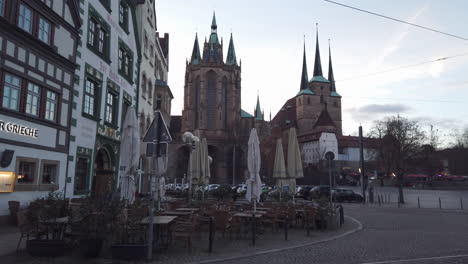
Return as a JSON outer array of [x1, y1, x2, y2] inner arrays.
[[211, 11, 217, 30], [226, 33, 237, 66], [191, 33, 201, 65], [255, 93, 263, 120], [299, 37, 309, 91], [313, 24, 323, 77], [328, 39, 336, 92], [209, 11, 219, 45]]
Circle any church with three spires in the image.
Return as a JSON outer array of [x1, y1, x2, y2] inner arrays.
[[167, 13, 270, 184]]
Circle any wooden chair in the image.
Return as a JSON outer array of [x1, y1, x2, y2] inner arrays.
[[304, 207, 317, 231], [261, 210, 278, 232], [213, 210, 230, 237]]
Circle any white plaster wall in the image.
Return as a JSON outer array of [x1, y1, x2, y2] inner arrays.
[[54, 25, 75, 60], [67, 0, 139, 198], [0, 144, 67, 216], [302, 133, 338, 164]]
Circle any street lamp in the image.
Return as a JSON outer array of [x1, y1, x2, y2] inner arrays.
[[182, 131, 199, 201]]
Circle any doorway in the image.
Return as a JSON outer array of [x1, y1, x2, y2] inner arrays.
[[92, 147, 115, 196]]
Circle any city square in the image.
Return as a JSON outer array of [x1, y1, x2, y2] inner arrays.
[[0, 0, 468, 263]]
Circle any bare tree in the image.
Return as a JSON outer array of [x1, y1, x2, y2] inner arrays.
[[454, 126, 468, 148], [369, 115, 426, 203]]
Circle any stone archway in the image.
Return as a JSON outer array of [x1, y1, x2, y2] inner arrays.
[[92, 146, 115, 196]]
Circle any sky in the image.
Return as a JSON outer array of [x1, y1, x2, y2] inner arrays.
[[156, 0, 468, 146]]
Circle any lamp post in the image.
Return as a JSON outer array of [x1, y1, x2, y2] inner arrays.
[[182, 131, 199, 202]]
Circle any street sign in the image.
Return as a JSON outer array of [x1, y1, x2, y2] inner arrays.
[[143, 111, 172, 143], [325, 151, 335, 161], [146, 142, 167, 157]]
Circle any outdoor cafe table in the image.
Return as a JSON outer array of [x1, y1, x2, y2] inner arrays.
[[161, 211, 193, 217], [141, 215, 178, 225], [175, 207, 199, 212], [233, 213, 263, 237], [141, 216, 178, 250]]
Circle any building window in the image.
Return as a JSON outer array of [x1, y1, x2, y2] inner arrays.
[[38, 17, 51, 44], [26, 83, 40, 116], [141, 74, 146, 97], [99, 0, 111, 11], [104, 90, 118, 126], [74, 157, 90, 194], [17, 161, 36, 184], [155, 94, 162, 110], [118, 41, 133, 82], [0, 0, 5, 16], [2, 73, 21, 111], [88, 19, 96, 46], [45, 91, 57, 121], [148, 81, 152, 99], [140, 112, 145, 137], [83, 78, 98, 116], [87, 8, 110, 61], [42, 163, 57, 184], [118, 1, 128, 30], [18, 4, 33, 33]]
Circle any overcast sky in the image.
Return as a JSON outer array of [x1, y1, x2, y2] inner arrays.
[[156, 0, 468, 145]]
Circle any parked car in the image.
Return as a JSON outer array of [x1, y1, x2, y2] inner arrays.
[[205, 184, 220, 192], [295, 185, 314, 199], [309, 185, 332, 200], [332, 188, 363, 203], [237, 184, 247, 194]]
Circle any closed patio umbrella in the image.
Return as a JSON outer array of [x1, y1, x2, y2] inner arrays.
[[287, 127, 304, 196], [246, 128, 262, 210], [272, 138, 291, 199], [119, 107, 140, 204]]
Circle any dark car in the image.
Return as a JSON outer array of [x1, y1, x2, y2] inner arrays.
[[332, 188, 363, 203], [309, 185, 332, 200], [295, 185, 314, 199]]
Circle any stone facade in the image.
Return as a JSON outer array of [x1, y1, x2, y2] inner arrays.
[[135, 0, 172, 193], [167, 13, 270, 184]]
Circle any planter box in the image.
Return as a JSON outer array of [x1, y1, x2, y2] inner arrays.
[[26, 239, 66, 257], [79, 238, 103, 258], [111, 244, 148, 260]]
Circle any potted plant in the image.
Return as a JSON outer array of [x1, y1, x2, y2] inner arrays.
[[111, 204, 148, 260], [26, 192, 67, 257], [75, 196, 120, 258]]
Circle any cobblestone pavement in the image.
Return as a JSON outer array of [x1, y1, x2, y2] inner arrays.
[[1, 214, 360, 264], [216, 204, 468, 264]]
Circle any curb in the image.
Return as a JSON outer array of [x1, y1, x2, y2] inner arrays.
[[191, 215, 363, 264]]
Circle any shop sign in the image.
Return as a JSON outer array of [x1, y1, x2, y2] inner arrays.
[[0, 171, 15, 193], [0, 120, 39, 138]]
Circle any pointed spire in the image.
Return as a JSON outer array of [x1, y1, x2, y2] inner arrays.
[[226, 33, 238, 66], [255, 93, 263, 120], [300, 37, 309, 91], [209, 11, 219, 45], [328, 39, 336, 92], [190, 33, 201, 65], [211, 11, 217, 30], [313, 24, 323, 77]]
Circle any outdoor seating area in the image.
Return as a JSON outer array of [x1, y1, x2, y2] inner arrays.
[[7, 192, 344, 261]]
